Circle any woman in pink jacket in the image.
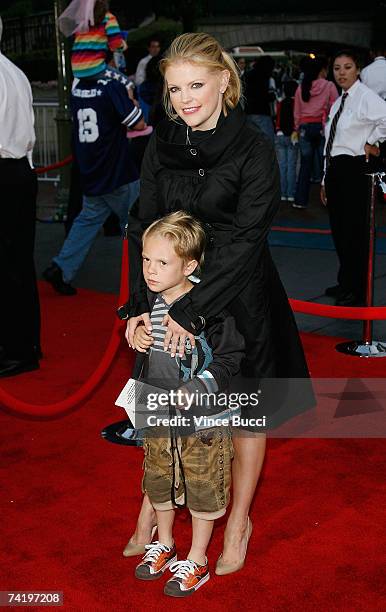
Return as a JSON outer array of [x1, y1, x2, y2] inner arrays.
[[293, 57, 338, 209]]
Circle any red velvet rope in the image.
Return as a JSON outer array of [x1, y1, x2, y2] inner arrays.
[[35, 155, 73, 175], [0, 239, 128, 417], [272, 225, 386, 238], [289, 299, 386, 320]]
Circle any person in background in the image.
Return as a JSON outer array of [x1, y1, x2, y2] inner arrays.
[[275, 80, 299, 203], [293, 56, 338, 209], [236, 56, 246, 77], [361, 45, 386, 100], [137, 56, 162, 123], [236, 56, 247, 94], [43, 71, 145, 295], [273, 62, 285, 97], [59, 0, 128, 81], [0, 17, 41, 377], [361, 44, 386, 168], [321, 49, 386, 306], [135, 37, 161, 87], [244, 55, 277, 142]]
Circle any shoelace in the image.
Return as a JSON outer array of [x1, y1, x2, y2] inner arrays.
[[169, 559, 200, 579], [142, 541, 171, 563]]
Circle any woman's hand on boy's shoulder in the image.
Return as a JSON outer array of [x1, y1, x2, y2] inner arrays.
[[162, 314, 196, 358]]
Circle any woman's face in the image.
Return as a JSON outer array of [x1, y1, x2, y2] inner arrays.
[[333, 55, 359, 91], [165, 61, 230, 131]]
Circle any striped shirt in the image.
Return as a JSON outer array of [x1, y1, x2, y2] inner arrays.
[[71, 12, 124, 79], [148, 295, 218, 394]]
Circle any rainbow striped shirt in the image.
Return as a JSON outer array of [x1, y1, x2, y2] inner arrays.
[[71, 12, 124, 79]]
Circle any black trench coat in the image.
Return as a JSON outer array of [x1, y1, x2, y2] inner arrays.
[[126, 105, 314, 424]]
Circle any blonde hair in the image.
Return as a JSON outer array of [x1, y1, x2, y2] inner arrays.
[[143, 211, 206, 270], [159, 32, 241, 121]]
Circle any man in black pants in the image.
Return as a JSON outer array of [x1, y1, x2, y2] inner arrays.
[[0, 17, 41, 377], [325, 156, 374, 305]]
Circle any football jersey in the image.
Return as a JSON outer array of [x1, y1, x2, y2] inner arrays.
[[71, 77, 142, 196]]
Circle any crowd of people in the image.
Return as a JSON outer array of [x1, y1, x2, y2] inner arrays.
[[240, 51, 386, 214], [1, 0, 386, 599]]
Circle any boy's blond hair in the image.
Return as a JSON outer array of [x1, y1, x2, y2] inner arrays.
[[143, 211, 206, 271]]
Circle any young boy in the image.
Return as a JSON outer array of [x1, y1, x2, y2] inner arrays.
[[131, 211, 244, 597]]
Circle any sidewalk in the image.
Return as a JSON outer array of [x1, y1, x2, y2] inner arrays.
[[35, 181, 386, 342]]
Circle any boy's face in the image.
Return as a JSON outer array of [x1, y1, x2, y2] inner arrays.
[[142, 234, 196, 294]]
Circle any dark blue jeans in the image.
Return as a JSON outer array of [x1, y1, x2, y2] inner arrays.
[[275, 134, 298, 198], [295, 123, 325, 207]]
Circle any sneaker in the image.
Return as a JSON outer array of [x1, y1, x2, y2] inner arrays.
[[164, 558, 210, 597], [43, 263, 77, 296], [292, 203, 307, 209], [135, 541, 177, 581], [281, 196, 287, 202], [287, 196, 295, 202]]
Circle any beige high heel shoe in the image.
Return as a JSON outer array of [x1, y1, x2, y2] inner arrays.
[[215, 517, 253, 575], [122, 525, 157, 557]]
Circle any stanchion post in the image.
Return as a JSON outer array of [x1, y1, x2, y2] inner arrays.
[[54, 0, 72, 219], [336, 172, 386, 357], [363, 174, 377, 343]]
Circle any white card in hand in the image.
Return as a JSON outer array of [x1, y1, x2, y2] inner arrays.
[[115, 378, 166, 428]]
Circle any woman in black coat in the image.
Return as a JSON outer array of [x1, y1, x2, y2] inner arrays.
[[124, 33, 313, 573]]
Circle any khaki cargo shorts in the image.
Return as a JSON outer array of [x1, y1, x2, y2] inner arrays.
[[142, 426, 233, 520]]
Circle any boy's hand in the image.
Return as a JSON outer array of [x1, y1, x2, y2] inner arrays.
[[125, 313, 152, 347], [133, 325, 154, 353], [162, 315, 195, 358]]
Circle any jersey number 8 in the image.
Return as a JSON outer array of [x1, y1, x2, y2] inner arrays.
[[77, 108, 99, 143]]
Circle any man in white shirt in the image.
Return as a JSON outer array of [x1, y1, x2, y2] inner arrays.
[[134, 37, 161, 86], [361, 46, 386, 100], [361, 45, 386, 168], [0, 17, 41, 376]]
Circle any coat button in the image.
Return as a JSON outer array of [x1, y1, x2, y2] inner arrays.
[[198, 168, 205, 176], [190, 148, 197, 155]]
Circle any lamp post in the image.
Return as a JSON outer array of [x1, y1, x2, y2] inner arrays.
[[54, 0, 72, 218]]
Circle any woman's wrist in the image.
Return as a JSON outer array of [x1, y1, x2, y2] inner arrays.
[[169, 300, 205, 334]]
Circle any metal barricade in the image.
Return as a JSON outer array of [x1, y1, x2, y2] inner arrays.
[[33, 102, 60, 182]]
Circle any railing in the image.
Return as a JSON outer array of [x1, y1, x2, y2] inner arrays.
[[1, 12, 55, 56], [33, 102, 60, 182]]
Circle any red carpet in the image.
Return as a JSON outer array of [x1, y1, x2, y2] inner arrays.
[[1, 285, 385, 611]]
